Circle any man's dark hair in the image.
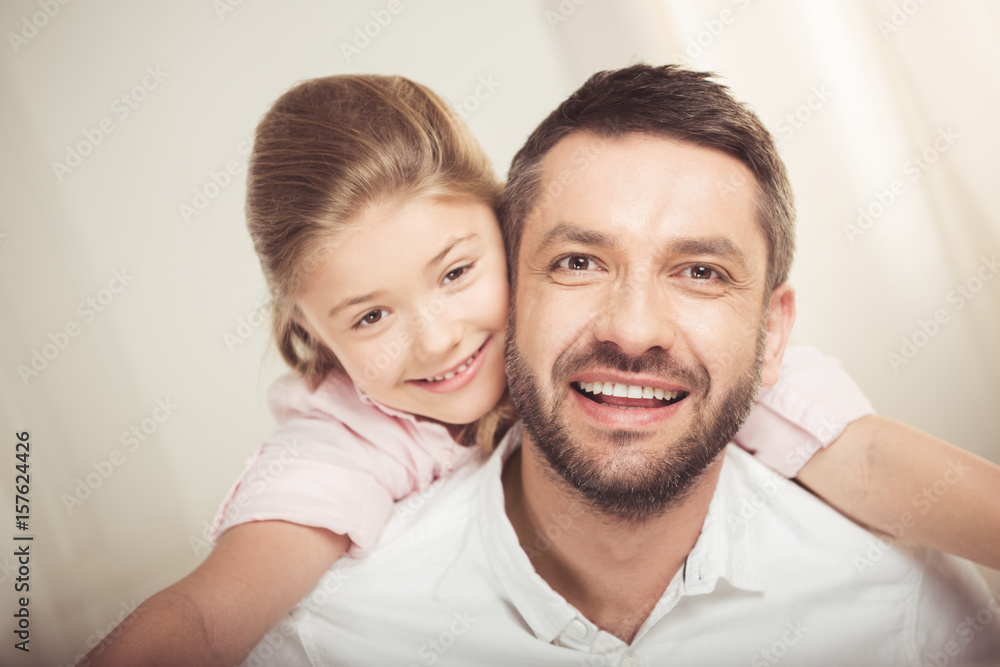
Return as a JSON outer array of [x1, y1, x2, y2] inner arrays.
[[499, 64, 795, 292]]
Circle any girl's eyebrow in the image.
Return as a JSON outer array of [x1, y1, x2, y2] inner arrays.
[[426, 234, 478, 271], [326, 234, 482, 319], [327, 291, 384, 319]]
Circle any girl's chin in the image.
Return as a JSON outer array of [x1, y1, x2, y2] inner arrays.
[[417, 400, 496, 430]]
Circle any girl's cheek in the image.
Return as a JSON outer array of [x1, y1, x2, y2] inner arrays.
[[343, 341, 390, 390], [482, 274, 510, 324]]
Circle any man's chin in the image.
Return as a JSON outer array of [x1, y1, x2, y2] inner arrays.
[[506, 332, 766, 523], [527, 421, 729, 523]]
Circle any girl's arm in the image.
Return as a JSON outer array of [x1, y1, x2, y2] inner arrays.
[[737, 345, 1000, 570], [796, 415, 1000, 570], [83, 520, 349, 666]]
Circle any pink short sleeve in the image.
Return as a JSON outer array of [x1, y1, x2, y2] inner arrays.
[[734, 345, 875, 478], [209, 420, 398, 555], [209, 373, 471, 557]]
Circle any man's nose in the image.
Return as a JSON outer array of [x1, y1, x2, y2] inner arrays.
[[593, 269, 675, 357]]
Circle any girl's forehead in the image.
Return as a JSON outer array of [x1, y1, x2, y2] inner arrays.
[[303, 197, 502, 286]]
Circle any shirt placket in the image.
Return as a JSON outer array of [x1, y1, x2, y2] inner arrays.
[[555, 617, 652, 666]]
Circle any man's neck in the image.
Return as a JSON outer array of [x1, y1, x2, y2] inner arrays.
[[502, 435, 725, 645]]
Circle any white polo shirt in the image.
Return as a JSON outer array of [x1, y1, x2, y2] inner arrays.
[[248, 423, 1000, 667]]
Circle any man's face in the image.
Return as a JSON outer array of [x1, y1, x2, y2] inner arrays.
[[506, 132, 791, 520]]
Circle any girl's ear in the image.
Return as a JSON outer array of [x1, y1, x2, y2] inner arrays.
[[292, 315, 311, 341], [290, 303, 316, 343], [760, 283, 796, 387]]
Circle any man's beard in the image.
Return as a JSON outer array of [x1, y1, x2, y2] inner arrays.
[[505, 323, 767, 523]]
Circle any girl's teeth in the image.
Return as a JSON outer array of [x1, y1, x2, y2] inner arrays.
[[425, 354, 478, 382], [576, 381, 678, 402]]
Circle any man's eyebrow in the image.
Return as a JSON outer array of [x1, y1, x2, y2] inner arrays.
[[426, 234, 477, 271], [537, 226, 749, 269], [666, 237, 750, 270], [538, 223, 619, 253], [327, 291, 384, 319]]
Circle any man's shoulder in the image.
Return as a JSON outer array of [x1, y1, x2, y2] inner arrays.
[[721, 442, 922, 569], [715, 444, 1000, 663], [365, 440, 495, 554]]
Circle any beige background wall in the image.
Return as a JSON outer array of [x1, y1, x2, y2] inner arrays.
[[0, 1, 997, 664]]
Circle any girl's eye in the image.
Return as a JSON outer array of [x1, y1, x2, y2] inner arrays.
[[443, 264, 473, 284], [355, 309, 389, 328], [683, 265, 722, 281], [557, 255, 598, 271]]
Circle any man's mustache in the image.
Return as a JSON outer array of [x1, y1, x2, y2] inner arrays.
[[551, 341, 710, 394]]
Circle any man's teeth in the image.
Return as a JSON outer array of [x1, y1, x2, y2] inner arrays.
[[576, 381, 678, 401], [426, 354, 476, 382]]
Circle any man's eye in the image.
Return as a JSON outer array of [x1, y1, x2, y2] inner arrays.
[[557, 255, 597, 271], [355, 309, 389, 328], [684, 265, 721, 280]]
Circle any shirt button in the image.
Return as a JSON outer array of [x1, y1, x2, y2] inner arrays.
[[621, 655, 640, 667], [566, 618, 588, 639]]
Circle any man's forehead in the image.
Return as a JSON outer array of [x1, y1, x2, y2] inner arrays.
[[525, 132, 764, 251], [537, 130, 752, 189]]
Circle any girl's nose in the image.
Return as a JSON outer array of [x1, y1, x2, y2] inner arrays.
[[411, 309, 463, 363]]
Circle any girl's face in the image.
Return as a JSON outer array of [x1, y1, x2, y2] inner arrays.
[[296, 196, 509, 426]]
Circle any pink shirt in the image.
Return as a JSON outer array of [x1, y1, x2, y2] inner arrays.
[[211, 345, 873, 555], [734, 345, 874, 477]]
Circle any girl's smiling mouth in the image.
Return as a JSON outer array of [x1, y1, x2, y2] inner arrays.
[[407, 338, 492, 394]]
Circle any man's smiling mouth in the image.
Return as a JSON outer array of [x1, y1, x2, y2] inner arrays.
[[573, 381, 689, 409]]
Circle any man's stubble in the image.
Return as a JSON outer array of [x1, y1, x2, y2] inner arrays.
[[505, 309, 768, 523]]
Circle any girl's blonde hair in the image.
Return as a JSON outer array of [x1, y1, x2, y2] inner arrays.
[[246, 74, 514, 450]]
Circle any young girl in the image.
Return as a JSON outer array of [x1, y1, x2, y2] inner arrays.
[[84, 74, 1000, 665]]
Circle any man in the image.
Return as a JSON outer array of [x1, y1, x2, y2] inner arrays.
[[259, 65, 1000, 666]]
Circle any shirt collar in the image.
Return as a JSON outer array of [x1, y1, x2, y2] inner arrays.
[[478, 424, 766, 644], [681, 447, 767, 595], [478, 422, 578, 643], [353, 383, 422, 424]]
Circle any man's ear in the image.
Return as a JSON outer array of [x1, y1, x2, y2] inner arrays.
[[760, 282, 796, 387]]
